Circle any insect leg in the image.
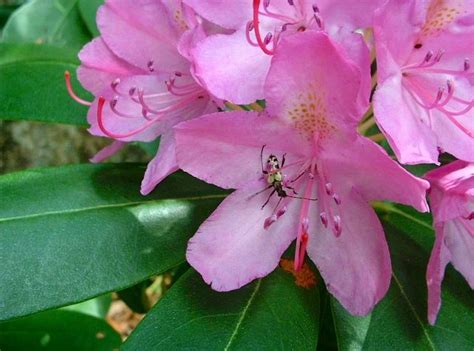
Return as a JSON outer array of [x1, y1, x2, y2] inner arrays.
[[273, 196, 283, 213], [285, 185, 298, 195], [247, 185, 272, 200], [261, 189, 276, 209], [281, 153, 287, 168], [260, 144, 267, 174], [289, 170, 306, 183]]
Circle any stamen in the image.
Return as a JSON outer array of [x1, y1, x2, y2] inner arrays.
[[245, 21, 259, 47], [264, 32, 273, 45], [252, 0, 275, 55], [295, 232, 308, 271], [109, 97, 137, 119], [313, 13, 323, 28], [464, 58, 470, 71], [64, 71, 92, 106], [147, 60, 155, 72], [424, 50, 433, 62], [333, 194, 341, 205], [264, 214, 277, 230], [434, 50, 445, 62], [277, 206, 287, 218], [320, 212, 328, 227], [333, 215, 342, 236], [302, 217, 309, 231], [97, 96, 161, 139], [325, 182, 333, 195]]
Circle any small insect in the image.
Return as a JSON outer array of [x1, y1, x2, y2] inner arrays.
[[254, 145, 316, 209]]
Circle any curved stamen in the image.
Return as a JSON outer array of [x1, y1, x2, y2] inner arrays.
[[253, 0, 275, 55], [64, 71, 92, 106], [97, 96, 161, 139], [109, 97, 139, 119], [294, 160, 316, 271], [404, 80, 474, 137], [138, 88, 204, 116], [245, 21, 260, 47]]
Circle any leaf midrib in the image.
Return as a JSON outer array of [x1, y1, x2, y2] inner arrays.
[[392, 272, 436, 350], [0, 194, 227, 223], [49, 0, 79, 43], [0, 60, 79, 70], [224, 279, 262, 350]]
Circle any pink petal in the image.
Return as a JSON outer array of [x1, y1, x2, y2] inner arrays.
[[306, 187, 392, 316], [444, 220, 474, 287], [187, 181, 299, 291], [318, 0, 387, 31], [191, 29, 272, 104], [330, 29, 371, 116], [265, 32, 362, 131], [426, 224, 451, 325], [141, 132, 179, 195], [431, 108, 474, 163], [323, 135, 430, 212], [373, 0, 426, 77], [77, 38, 143, 95], [97, 0, 187, 73], [90, 140, 127, 163], [177, 25, 207, 62], [183, 0, 251, 30], [373, 75, 439, 164], [174, 111, 309, 189]]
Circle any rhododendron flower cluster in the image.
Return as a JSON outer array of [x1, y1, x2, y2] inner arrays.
[[68, 0, 473, 323]]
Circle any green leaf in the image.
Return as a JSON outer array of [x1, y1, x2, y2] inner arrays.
[[78, 0, 103, 37], [0, 4, 21, 28], [2, 0, 92, 50], [0, 163, 227, 321], [0, 310, 121, 350], [328, 204, 474, 350], [63, 295, 112, 319], [0, 43, 90, 125], [123, 268, 320, 350]]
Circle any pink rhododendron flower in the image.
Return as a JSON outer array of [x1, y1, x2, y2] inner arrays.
[[373, 0, 474, 164], [174, 32, 429, 315], [425, 161, 474, 325], [73, 0, 220, 194], [184, 0, 382, 111]]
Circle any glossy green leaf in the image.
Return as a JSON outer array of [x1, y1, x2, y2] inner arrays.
[[329, 204, 474, 350], [63, 295, 112, 319], [78, 0, 103, 37], [0, 4, 21, 28], [0, 163, 227, 321], [0, 310, 120, 350], [123, 268, 320, 350], [0, 43, 91, 124], [2, 0, 92, 50]]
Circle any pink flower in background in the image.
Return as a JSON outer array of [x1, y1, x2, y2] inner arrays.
[[425, 161, 474, 325], [174, 32, 429, 315], [183, 0, 383, 112], [73, 0, 220, 194], [373, 0, 474, 164]]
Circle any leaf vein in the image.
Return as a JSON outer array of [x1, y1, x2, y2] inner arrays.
[[224, 279, 262, 350], [392, 273, 436, 350], [0, 194, 226, 223]]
